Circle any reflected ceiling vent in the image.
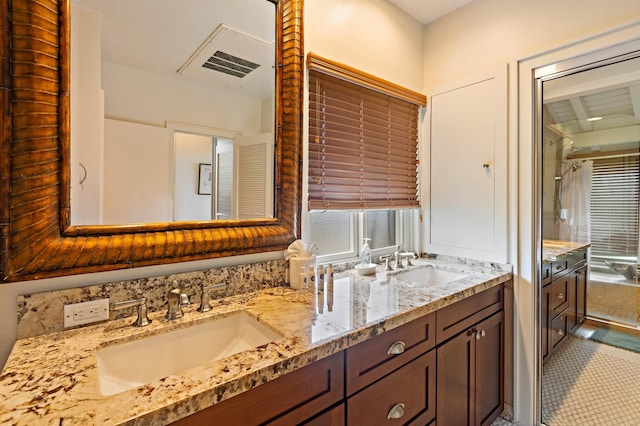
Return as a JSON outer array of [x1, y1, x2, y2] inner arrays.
[[202, 51, 260, 78], [177, 24, 273, 92]]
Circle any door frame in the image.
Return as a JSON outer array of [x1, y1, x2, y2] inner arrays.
[[515, 25, 640, 425]]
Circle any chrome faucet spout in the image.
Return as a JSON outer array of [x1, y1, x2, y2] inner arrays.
[[166, 288, 184, 320]]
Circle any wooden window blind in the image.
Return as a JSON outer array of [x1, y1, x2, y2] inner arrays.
[[308, 54, 426, 211], [590, 155, 640, 265]]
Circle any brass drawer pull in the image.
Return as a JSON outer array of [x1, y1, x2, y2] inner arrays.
[[555, 265, 565, 271], [557, 293, 564, 299], [387, 402, 405, 419], [557, 329, 564, 336], [387, 341, 406, 355]]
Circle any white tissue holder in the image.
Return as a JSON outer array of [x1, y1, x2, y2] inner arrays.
[[289, 257, 316, 290]]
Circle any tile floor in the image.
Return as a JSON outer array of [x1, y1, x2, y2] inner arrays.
[[542, 335, 640, 425], [491, 329, 640, 426]]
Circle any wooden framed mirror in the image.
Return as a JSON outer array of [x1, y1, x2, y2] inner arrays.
[[0, 0, 303, 282]]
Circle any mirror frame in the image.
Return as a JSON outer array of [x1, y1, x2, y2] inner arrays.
[[0, 0, 303, 282]]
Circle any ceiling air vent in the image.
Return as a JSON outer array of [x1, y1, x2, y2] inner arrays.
[[202, 51, 260, 78], [176, 24, 273, 93]]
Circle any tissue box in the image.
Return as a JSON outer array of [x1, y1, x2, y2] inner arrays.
[[289, 257, 316, 290]]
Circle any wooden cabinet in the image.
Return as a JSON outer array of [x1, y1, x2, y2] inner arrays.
[[426, 67, 508, 263], [542, 250, 587, 363], [346, 313, 436, 425], [172, 352, 344, 426], [436, 285, 504, 426], [172, 285, 506, 426]]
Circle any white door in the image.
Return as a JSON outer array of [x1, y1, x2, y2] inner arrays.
[[233, 133, 274, 219], [425, 66, 508, 262]]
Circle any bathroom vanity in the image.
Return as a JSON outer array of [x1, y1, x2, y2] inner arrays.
[[541, 240, 590, 363], [0, 257, 511, 425]]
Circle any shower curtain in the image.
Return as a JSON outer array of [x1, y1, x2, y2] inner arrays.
[[558, 160, 593, 243]]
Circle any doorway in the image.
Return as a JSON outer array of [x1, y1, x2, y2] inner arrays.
[[537, 45, 640, 425]]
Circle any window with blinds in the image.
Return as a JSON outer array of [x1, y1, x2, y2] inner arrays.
[[590, 155, 640, 266], [307, 54, 425, 211]]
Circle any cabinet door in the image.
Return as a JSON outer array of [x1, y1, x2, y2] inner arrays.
[[426, 66, 508, 262], [437, 312, 504, 426], [436, 328, 474, 426], [542, 285, 550, 363], [475, 312, 504, 426], [574, 265, 587, 328]]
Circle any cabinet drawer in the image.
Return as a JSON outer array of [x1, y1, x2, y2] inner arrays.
[[550, 251, 587, 280], [436, 285, 503, 344], [549, 276, 569, 317], [347, 350, 436, 426], [550, 310, 569, 351], [298, 403, 345, 426], [174, 352, 344, 426], [346, 312, 435, 395]]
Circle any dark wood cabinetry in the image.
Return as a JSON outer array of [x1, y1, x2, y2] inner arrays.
[[542, 250, 587, 363], [436, 285, 504, 426], [347, 350, 436, 425], [172, 352, 344, 426], [173, 284, 506, 426]]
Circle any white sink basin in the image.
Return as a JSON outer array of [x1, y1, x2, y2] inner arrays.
[[393, 266, 468, 286], [96, 310, 282, 396]]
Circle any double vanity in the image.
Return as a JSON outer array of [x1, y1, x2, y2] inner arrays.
[[0, 256, 511, 425]]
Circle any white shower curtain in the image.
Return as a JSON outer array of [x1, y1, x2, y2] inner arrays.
[[558, 160, 593, 243]]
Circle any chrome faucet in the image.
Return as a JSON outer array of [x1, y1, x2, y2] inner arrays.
[[395, 250, 417, 268], [379, 255, 394, 271], [165, 288, 185, 320], [198, 283, 227, 312], [112, 297, 151, 327]]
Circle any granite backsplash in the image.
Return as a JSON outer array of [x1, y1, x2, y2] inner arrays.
[[16, 259, 288, 339]]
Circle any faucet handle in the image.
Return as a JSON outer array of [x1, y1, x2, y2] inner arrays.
[[379, 255, 393, 271], [112, 297, 151, 327], [198, 283, 227, 312]]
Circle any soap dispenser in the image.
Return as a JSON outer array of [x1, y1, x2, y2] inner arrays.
[[360, 238, 371, 265]]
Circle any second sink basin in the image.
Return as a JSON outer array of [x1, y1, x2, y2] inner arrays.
[[392, 266, 468, 286], [96, 310, 282, 396]]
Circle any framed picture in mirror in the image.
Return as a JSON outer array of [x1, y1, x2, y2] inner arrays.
[[198, 164, 213, 195]]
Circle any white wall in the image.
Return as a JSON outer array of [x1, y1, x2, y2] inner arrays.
[[421, 0, 640, 423], [305, 0, 424, 93], [71, 5, 104, 225], [102, 61, 264, 132], [102, 119, 173, 223]]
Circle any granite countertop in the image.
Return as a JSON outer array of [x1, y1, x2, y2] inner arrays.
[[542, 239, 591, 263], [0, 256, 511, 425]]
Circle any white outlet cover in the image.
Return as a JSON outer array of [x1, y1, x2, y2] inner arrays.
[[63, 298, 109, 328]]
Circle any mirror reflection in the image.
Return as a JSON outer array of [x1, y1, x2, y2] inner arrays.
[[541, 54, 640, 425], [70, 0, 275, 225]]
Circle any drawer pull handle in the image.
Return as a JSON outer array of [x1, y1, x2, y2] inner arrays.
[[557, 329, 564, 336], [387, 403, 405, 419], [557, 293, 564, 299], [475, 329, 486, 340], [556, 265, 565, 271], [387, 341, 406, 355]]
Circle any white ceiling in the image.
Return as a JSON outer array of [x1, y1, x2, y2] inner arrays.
[[544, 56, 640, 154], [72, 0, 275, 99], [388, 0, 473, 24]]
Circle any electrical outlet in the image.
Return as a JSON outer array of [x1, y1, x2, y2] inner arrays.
[[63, 298, 109, 328]]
